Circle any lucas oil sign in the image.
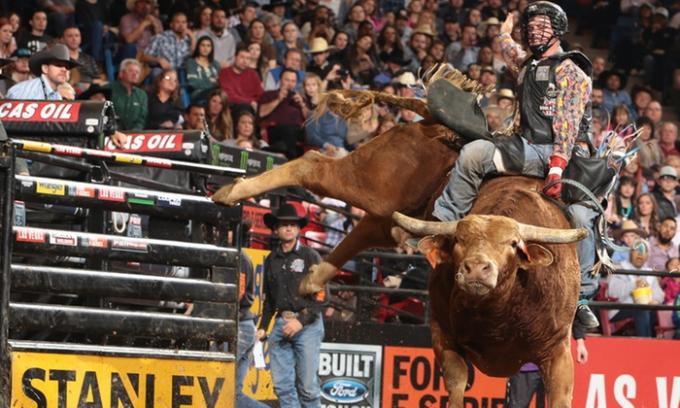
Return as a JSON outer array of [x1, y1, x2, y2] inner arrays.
[[319, 343, 382, 408], [11, 351, 235, 407]]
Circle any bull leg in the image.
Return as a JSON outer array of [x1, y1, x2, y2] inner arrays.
[[431, 319, 468, 408], [213, 150, 334, 205], [540, 340, 574, 408], [299, 214, 395, 295]]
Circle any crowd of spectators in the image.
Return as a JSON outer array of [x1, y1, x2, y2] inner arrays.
[[1, 0, 679, 336]]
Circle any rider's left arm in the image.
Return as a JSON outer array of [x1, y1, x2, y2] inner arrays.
[[551, 59, 592, 162]]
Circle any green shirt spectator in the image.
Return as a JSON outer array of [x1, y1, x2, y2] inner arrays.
[[111, 59, 148, 131], [186, 36, 221, 102]]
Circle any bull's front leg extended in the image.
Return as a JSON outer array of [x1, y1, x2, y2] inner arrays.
[[431, 320, 468, 408], [540, 339, 574, 408]]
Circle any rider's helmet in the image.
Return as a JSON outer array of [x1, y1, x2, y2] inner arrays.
[[520, 1, 568, 56]]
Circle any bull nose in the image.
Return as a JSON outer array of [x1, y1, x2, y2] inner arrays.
[[461, 260, 494, 277]]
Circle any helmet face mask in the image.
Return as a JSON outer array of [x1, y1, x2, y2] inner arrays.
[[520, 1, 568, 57]]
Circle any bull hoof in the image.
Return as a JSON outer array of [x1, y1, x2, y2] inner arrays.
[[212, 178, 245, 205], [299, 262, 337, 295], [299, 273, 324, 295]]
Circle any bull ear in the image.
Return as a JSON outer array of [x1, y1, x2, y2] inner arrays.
[[417, 235, 450, 268], [518, 242, 554, 268]]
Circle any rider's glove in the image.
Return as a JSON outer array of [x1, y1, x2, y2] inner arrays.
[[544, 155, 568, 199]]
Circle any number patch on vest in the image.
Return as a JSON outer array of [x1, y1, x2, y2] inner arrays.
[[535, 66, 550, 81]]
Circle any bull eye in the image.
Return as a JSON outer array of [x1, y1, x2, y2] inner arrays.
[[511, 240, 518, 249]]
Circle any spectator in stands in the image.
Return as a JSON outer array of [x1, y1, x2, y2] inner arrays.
[[652, 166, 678, 221], [631, 85, 655, 119], [601, 70, 635, 116], [142, 11, 195, 74], [0, 18, 16, 59], [60, 26, 103, 93], [612, 219, 647, 266], [302, 73, 322, 111], [374, 51, 410, 87], [329, 30, 350, 64], [591, 55, 605, 83], [608, 238, 664, 338], [445, 23, 480, 71], [247, 41, 270, 80], [118, 0, 163, 61], [234, 110, 263, 149], [265, 48, 305, 91], [591, 85, 604, 110], [440, 18, 461, 46], [219, 46, 263, 113], [635, 117, 663, 170], [196, 8, 238, 68], [609, 175, 638, 227], [40, 0, 75, 38], [259, 68, 307, 158], [16, 10, 51, 54], [146, 68, 182, 130], [348, 34, 379, 85], [186, 36, 220, 103], [205, 89, 233, 142], [111, 58, 148, 131], [256, 203, 326, 407], [634, 193, 659, 238], [8, 43, 76, 99], [658, 122, 680, 159], [342, 3, 366, 41], [234, 2, 259, 42], [406, 25, 434, 71], [0, 58, 15, 96], [74, 0, 111, 63], [194, 5, 213, 34], [306, 37, 337, 85], [263, 14, 284, 44], [305, 109, 348, 157], [275, 22, 306, 65], [9, 48, 32, 84], [183, 103, 205, 131], [246, 19, 277, 70], [661, 258, 680, 304], [643, 100, 663, 127], [642, 7, 677, 92], [648, 216, 679, 271]]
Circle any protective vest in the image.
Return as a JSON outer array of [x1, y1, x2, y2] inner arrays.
[[519, 51, 593, 146]]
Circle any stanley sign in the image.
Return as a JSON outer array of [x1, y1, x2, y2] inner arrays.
[[11, 351, 235, 407]]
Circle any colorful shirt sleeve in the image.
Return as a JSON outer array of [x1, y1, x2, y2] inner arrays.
[[498, 32, 527, 76], [552, 59, 592, 160]]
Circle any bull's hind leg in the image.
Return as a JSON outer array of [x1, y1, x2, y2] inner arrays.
[[213, 150, 333, 205], [540, 340, 574, 408], [431, 320, 468, 408], [299, 214, 395, 294]]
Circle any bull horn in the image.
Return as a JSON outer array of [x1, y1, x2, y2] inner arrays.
[[518, 223, 588, 244], [392, 212, 458, 236]]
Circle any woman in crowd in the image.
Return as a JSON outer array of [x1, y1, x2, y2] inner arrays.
[[0, 18, 16, 59], [477, 46, 494, 68], [206, 89, 233, 142], [146, 69, 183, 130], [302, 73, 322, 113], [634, 193, 659, 237], [377, 24, 404, 62], [635, 116, 663, 170], [276, 22, 306, 65], [246, 19, 277, 70], [194, 6, 213, 33], [234, 110, 264, 149], [330, 30, 350, 64], [361, 0, 382, 31], [608, 175, 638, 227], [186, 36, 220, 103], [429, 40, 446, 63], [407, 0, 423, 28], [247, 42, 270, 80], [611, 104, 634, 137], [348, 33, 378, 85]]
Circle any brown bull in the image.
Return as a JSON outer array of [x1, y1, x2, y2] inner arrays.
[[393, 176, 584, 408], [212, 120, 462, 292]]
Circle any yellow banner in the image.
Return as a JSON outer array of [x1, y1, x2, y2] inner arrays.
[[11, 351, 235, 407], [36, 181, 66, 196], [242, 248, 277, 401]]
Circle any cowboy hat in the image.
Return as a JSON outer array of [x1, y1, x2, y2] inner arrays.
[[29, 44, 80, 77], [392, 71, 417, 87], [599, 69, 628, 89], [307, 37, 333, 54], [77, 83, 112, 100], [264, 203, 309, 229], [412, 24, 436, 38], [497, 88, 515, 101], [478, 17, 501, 36], [614, 220, 648, 240], [126, 0, 156, 11]]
